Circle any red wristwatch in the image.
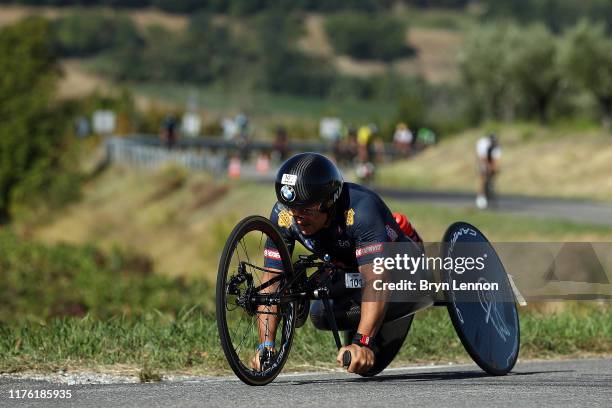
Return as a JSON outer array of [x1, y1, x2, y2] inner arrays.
[[352, 332, 373, 348]]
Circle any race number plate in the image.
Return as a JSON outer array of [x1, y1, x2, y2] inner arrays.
[[345, 273, 364, 288]]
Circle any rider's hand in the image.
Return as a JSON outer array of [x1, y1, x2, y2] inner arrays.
[[336, 344, 375, 374], [250, 348, 275, 371]]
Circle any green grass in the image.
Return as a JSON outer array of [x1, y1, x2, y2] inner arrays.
[[1, 304, 609, 375], [0, 229, 214, 323], [133, 82, 396, 124], [385, 200, 612, 242], [400, 6, 478, 31]]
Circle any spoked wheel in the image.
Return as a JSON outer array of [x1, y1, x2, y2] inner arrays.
[[216, 216, 296, 386]]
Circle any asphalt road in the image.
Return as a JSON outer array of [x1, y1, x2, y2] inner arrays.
[[1, 358, 610, 408], [245, 170, 612, 227], [375, 187, 612, 227]]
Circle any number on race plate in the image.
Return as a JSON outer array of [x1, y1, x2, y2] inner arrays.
[[345, 272, 364, 289]]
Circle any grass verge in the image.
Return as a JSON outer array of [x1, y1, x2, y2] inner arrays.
[[1, 304, 609, 376]]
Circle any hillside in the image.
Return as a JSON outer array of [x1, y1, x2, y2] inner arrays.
[[297, 13, 463, 83], [0, 4, 466, 101], [21, 143, 612, 283], [25, 165, 276, 280], [378, 125, 612, 202], [0, 5, 188, 32]]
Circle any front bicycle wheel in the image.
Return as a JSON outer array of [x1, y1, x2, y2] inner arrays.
[[216, 215, 296, 386]]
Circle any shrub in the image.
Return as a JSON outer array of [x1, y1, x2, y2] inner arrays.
[[0, 18, 81, 223], [325, 12, 412, 61], [51, 12, 142, 57]]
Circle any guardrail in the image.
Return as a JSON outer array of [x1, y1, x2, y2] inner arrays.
[[104, 134, 407, 176], [126, 133, 403, 156], [105, 137, 227, 174]]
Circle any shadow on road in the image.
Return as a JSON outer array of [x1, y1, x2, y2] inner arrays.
[[276, 369, 572, 386]]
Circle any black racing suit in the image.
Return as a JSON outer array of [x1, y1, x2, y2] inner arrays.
[[264, 183, 422, 332]]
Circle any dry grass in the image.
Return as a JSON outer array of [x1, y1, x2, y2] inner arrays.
[[378, 125, 612, 202], [26, 165, 276, 281], [0, 5, 62, 27], [57, 59, 113, 99], [0, 5, 187, 33], [297, 14, 334, 58], [298, 14, 389, 78], [401, 27, 463, 83], [333, 55, 388, 77], [128, 8, 187, 33]]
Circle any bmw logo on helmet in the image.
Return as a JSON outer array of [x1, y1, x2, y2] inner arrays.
[[280, 185, 296, 203]]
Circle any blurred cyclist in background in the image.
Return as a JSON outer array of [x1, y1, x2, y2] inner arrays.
[[273, 126, 289, 162], [475, 133, 501, 209], [393, 122, 413, 157], [160, 115, 179, 150], [356, 123, 379, 184]]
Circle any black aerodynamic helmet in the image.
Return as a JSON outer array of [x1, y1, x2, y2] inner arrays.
[[275, 153, 344, 211]]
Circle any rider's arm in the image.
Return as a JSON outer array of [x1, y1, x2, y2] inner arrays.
[[257, 204, 296, 347], [336, 194, 400, 373], [356, 262, 387, 339], [336, 261, 384, 374], [350, 195, 398, 338]]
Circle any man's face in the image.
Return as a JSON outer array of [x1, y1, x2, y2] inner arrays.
[[288, 204, 328, 236]]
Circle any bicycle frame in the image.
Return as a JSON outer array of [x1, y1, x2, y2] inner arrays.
[[236, 253, 335, 303], [233, 253, 352, 349]]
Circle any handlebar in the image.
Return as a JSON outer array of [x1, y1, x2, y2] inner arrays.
[[342, 350, 351, 368]]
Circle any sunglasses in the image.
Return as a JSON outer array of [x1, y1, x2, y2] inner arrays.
[[288, 204, 322, 217]]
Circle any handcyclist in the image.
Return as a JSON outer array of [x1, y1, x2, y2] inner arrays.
[[252, 153, 422, 374], [475, 133, 501, 209]]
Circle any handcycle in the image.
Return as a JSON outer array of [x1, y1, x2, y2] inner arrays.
[[216, 216, 520, 386]]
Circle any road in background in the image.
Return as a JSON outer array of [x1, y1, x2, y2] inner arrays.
[[376, 187, 612, 227], [212, 162, 612, 227], [104, 138, 612, 226]]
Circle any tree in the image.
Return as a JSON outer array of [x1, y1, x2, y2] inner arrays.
[[459, 23, 562, 123], [325, 12, 411, 61], [256, 12, 336, 96], [505, 24, 560, 123], [51, 12, 142, 57], [458, 24, 512, 121], [0, 18, 75, 223], [482, 0, 612, 34], [558, 19, 612, 129]]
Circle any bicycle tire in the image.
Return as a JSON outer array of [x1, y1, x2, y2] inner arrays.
[[442, 221, 520, 376], [216, 215, 296, 386]]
